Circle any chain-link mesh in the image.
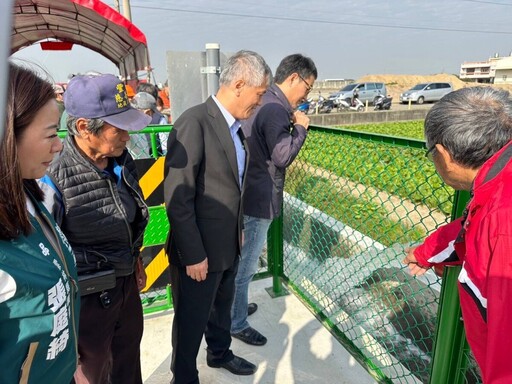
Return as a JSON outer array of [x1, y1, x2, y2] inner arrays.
[[126, 125, 170, 159], [277, 125, 477, 383], [461, 340, 482, 384]]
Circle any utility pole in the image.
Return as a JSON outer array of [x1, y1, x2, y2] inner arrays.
[[122, 0, 132, 21], [113, 0, 120, 12]]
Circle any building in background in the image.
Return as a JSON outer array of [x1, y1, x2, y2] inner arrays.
[[494, 56, 512, 85], [459, 52, 512, 84]]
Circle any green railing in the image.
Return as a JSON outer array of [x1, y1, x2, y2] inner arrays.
[[57, 124, 172, 159], [265, 125, 481, 383]]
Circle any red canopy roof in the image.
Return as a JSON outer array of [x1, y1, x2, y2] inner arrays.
[[12, 0, 149, 79]]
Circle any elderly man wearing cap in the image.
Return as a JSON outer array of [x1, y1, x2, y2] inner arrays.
[[39, 73, 151, 383]]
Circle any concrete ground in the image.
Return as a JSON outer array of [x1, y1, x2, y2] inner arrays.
[[141, 277, 377, 384]]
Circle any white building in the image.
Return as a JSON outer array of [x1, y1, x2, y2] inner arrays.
[[494, 56, 512, 84], [460, 53, 512, 84]]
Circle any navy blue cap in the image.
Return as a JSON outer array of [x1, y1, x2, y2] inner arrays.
[[64, 74, 151, 131]]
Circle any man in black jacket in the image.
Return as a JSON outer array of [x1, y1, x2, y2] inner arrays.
[[164, 50, 271, 384], [231, 54, 317, 346]]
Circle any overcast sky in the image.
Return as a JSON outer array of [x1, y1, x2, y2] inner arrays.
[[12, 0, 512, 84]]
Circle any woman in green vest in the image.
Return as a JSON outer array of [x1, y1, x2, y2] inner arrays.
[[0, 62, 79, 383]]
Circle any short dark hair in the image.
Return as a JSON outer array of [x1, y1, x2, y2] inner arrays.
[[425, 87, 512, 169], [274, 54, 318, 84], [136, 82, 159, 100], [0, 62, 55, 240]]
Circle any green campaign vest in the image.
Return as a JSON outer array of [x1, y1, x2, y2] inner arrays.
[[0, 196, 79, 384]]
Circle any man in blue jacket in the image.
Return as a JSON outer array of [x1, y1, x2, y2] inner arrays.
[[231, 54, 317, 345]]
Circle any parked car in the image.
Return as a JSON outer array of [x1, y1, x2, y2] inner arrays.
[[399, 82, 453, 104], [329, 82, 387, 105]]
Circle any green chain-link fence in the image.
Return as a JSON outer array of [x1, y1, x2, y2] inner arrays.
[[266, 125, 482, 383], [126, 125, 170, 160]]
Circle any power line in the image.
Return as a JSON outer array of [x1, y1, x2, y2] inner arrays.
[[461, 0, 512, 5], [130, 4, 512, 35]]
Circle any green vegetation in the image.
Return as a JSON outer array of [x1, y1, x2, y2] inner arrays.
[[296, 127, 453, 215], [286, 168, 425, 247], [335, 121, 425, 140], [283, 121, 454, 247]]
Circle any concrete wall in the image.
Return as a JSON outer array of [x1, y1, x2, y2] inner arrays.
[[495, 69, 512, 84], [308, 109, 429, 126]]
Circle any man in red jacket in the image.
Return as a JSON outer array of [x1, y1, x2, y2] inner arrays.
[[403, 87, 512, 383]]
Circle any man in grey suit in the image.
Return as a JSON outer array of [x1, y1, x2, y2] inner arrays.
[[164, 50, 271, 384]]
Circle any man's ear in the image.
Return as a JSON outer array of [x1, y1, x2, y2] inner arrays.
[[289, 73, 300, 85], [75, 118, 90, 138], [232, 79, 245, 96], [435, 143, 457, 168]]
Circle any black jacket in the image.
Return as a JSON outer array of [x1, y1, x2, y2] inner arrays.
[[41, 134, 149, 276], [242, 84, 308, 219], [164, 97, 246, 271]]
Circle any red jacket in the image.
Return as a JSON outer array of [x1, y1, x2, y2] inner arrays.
[[414, 141, 512, 383]]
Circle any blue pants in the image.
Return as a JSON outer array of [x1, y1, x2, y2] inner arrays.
[[231, 215, 272, 333]]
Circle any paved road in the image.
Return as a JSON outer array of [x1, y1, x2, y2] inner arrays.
[[385, 101, 433, 112], [307, 99, 433, 115]]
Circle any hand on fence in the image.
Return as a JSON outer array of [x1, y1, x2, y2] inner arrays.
[[403, 247, 430, 276], [186, 258, 208, 282]]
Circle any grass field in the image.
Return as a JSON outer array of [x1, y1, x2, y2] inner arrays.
[[283, 121, 453, 246]]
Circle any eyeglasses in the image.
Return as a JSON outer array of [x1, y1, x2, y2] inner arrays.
[[425, 145, 436, 161], [298, 74, 313, 94]]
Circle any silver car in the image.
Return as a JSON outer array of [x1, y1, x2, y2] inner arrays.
[[329, 82, 387, 105], [400, 82, 453, 104]]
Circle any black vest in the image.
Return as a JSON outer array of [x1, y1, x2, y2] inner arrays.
[[46, 135, 149, 275]]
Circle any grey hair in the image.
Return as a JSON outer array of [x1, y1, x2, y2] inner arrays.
[[425, 87, 512, 169], [219, 50, 272, 88], [66, 115, 105, 136]]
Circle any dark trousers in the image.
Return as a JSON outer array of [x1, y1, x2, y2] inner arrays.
[[73, 274, 144, 384], [169, 258, 239, 384]]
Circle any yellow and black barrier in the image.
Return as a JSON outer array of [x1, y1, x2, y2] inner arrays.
[[134, 156, 171, 293]]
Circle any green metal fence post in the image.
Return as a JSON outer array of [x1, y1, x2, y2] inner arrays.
[[429, 190, 471, 384], [150, 131, 159, 159], [265, 216, 289, 298]]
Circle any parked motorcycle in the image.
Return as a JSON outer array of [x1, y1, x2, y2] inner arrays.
[[337, 96, 364, 112], [374, 94, 393, 110], [317, 98, 335, 113], [297, 99, 311, 114], [307, 95, 334, 114]]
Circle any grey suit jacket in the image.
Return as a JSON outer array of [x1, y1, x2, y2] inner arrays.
[[164, 97, 245, 272]]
